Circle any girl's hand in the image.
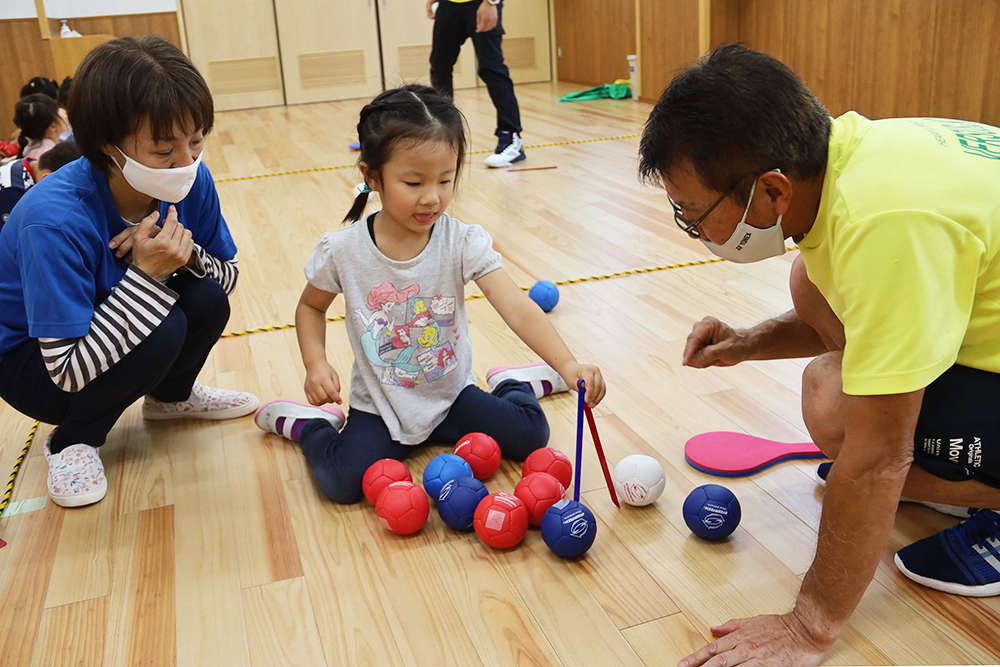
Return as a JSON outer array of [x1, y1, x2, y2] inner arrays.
[[304, 362, 342, 406], [563, 363, 606, 408]]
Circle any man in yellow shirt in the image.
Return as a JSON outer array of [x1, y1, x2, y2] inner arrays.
[[639, 44, 1000, 666]]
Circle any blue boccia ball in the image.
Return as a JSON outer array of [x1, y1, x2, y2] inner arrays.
[[682, 484, 741, 540], [529, 280, 560, 312], [437, 476, 489, 530], [423, 454, 474, 501], [541, 498, 597, 558]]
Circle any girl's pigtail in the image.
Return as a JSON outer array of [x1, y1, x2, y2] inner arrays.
[[343, 184, 372, 223]]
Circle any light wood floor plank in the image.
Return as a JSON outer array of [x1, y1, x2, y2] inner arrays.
[[31, 597, 108, 667], [170, 421, 250, 667], [0, 505, 64, 667], [104, 505, 175, 667], [621, 612, 709, 667], [220, 367, 304, 588], [283, 478, 405, 667], [243, 577, 328, 667], [424, 535, 563, 667], [346, 507, 484, 667], [115, 407, 175, 514], [492, 527, 646, 667]]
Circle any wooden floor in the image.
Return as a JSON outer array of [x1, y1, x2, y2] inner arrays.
[[1, 81, 997, 667]]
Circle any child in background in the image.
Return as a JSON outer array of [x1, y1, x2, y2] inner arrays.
[[20, 77, 58, 100], [57, 77, 73, 108], [14, 94, 68, 160], [255, 84, 605, 504], [0, 141, 82, 229], [17, 77, 72, 141], [56, 77, 74, 141]]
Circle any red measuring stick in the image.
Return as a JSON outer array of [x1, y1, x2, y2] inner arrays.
[[583, 404, 620, 508]]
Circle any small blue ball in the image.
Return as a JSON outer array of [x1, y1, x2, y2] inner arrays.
[[541, 498, 597, 558], [682, 484, 741, 540], [437, 476, 489, 530], [529, 280, 560, 312], [423, 454, 474, 501]]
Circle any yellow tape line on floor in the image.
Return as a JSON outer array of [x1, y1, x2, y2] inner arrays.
[[1, 420, 39, 517], [213, 133, 642, 184], [220, 253, 741, 339]]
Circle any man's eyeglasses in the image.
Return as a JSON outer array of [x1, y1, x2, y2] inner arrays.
[[668, 184, 738, 239], [668, 171, 773, 239]]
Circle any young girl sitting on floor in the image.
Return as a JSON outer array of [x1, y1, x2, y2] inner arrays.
[[255, 84, 605, 504]]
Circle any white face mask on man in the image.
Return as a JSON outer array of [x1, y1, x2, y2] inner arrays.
[[701, 173, 786, 264], [114, 146, 202, 203]]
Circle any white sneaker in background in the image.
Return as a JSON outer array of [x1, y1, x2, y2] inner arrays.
[[483, 131, 526, 168]]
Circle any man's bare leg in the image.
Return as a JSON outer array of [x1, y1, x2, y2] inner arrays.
[[792, 256, 1000, 510]]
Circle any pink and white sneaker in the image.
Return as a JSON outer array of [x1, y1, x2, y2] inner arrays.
[[44, 432, 107, 508], [142, 382, 260, 421], [486, 362, 569, 399], [254, 400, 345, 440]]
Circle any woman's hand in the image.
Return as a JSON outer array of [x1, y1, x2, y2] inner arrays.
[[109, 212, 162, 260], [130, 206, 193, 281], [561, 362, 606, 408], [305, 362, 342, 406]]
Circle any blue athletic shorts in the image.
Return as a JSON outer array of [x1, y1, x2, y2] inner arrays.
[[913, 364, 1000, 489]]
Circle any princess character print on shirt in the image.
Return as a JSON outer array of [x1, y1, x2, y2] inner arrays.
[[355, 281, 459, 386]]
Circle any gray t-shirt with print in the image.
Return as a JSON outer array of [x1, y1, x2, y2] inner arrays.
[[304, 213, 503, 444]]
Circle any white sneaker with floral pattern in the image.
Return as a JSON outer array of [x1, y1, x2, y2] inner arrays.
[[142, 382, 260, 421], [44, 433, 108, 508]]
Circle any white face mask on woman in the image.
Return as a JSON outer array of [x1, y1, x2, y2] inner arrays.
[[114, 146, 202, 203], [701, 174, 786, 263]]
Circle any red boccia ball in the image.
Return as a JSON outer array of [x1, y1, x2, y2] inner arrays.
[[454, 432, 502, 480], [473, 492, 529, 549], [375, 481, 430, 535], [522, 447, 573, 489], [363, 458, 413, 505], [514, 472, 566, 526]]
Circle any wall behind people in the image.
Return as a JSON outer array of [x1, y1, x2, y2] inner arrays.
[[0, 1, 182, 137], [553, 0, 635, 88], [557, 0, 1000, 128], [734, 0, 1000, 127]]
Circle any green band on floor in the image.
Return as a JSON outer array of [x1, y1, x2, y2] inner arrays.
[[0, 495, 47, 518]]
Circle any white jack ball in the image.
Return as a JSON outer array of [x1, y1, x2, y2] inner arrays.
[[612, 454, 666, 506]]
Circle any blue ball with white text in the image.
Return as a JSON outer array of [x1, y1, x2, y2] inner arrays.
[[437, 476, 489, 530], [683, 484, 741, 540], [541, 498, 597, 558]]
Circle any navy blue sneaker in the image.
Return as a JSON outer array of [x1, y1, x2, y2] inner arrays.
[[895, 509, 1000, 596], [813, 462, 971, 518], [483, 131, 526, 168]]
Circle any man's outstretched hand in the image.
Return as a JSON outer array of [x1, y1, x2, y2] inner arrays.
[[679, 613, 829, 667]]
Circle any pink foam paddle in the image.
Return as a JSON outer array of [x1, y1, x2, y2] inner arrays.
[[685, 431, 827, 477]]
